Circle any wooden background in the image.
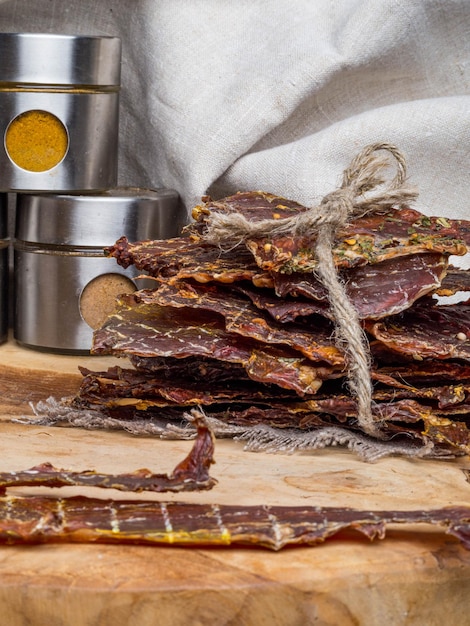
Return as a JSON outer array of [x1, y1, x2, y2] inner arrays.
[[1, 338, 470, 625]]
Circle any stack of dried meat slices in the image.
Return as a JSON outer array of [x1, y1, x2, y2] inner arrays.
[[72, 191, 470, 459]]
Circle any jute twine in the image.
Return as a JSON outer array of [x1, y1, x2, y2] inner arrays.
[[201, 143, 419, 438]]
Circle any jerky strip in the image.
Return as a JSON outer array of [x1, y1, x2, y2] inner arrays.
[[0, 418, 216, 494], [270, 253, 448, 320], [128, 355, 252, 382], [0, 496, 468, 551], [107, 236, 272, 287], [193, 193, 468, 272], [77, 366, 469, 418], [108, 195, 470, 284], [134, 282, 343, 365], [73, 373, 470, 456], [209, 399, 470, 455], [366, 298, 470, 361], [372, 361, 470, 388], [436, 266, 470, 296], [372, 384, 470, 410], [92, 294, 337, 395], [237, 284, 327, 323], [77, 365, 298, 408]]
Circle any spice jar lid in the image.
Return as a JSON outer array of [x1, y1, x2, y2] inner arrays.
[[0, 33, 121, 87], [15, 187, 184, 246]]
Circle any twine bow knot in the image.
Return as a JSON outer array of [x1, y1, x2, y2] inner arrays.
[[202, 143, 419, 438]]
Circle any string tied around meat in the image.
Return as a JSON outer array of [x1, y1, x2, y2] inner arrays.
[[201, 142, 419, 439]]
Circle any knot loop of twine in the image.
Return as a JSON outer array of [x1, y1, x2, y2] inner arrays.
[[201, 143, 419, 439], [203, 142, 417, 244]]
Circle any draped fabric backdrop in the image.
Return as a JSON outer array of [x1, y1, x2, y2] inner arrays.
[[1, 0, 469, 236]]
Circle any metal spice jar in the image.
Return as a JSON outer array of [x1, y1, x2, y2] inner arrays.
[[0, 33, 121, 192], [14, 188, 183, 354]]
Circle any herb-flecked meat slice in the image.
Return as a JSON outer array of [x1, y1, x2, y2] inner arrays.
[[366, 298, 470, 361], [191, 192, 468, 272], [92, 294, 334, 395], [245, 206, 467, 273], [134, 282, 343, 366]]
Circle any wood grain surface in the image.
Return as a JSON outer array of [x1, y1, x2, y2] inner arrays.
[[0, 338, 470, 625]]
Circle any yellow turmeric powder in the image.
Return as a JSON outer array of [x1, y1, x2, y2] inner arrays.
[[5, 109, 68, 172]]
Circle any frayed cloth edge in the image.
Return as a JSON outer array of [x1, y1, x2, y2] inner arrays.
[[12, 396, 450, 463]]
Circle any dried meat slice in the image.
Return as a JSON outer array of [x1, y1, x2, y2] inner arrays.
[[191, 191, 306, 226], [77, 365, 298, 409], [366, 298, 470, 361], [0, 495, 468, 551], [236, 284, 327, 323], [92, 294, 334, 395], [107, 236, 272, 287], [250, 253, 448, 320], [0, 417, 216, 494], [372, 384, 470, 410], [191, 192, 469, 272], [246, 209, 467, 273], [108, 195, 469, 295], [134, 282, 343, 366], [372, 361, 470, 388], [436, 266, 470, 297], [212, 398, 470, 455], [72, 364, 470, 456], [128, 355, 251, 383]]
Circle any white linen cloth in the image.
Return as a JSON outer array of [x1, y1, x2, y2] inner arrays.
[[1, 0, 469, 226]]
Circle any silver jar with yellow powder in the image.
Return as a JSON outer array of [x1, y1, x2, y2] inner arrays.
[[14, 188, 183, 353], [0, 33, 121, 191]]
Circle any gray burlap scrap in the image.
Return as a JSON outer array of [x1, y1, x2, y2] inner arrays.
[[14, 398, 449, 463]]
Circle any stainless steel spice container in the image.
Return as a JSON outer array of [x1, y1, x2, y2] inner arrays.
[[0, 33, 121, 192], [14, 188, 183, 353], [0, 194, 8, 344]]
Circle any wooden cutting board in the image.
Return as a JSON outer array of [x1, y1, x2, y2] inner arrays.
[[0, 338, 470, 626]]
